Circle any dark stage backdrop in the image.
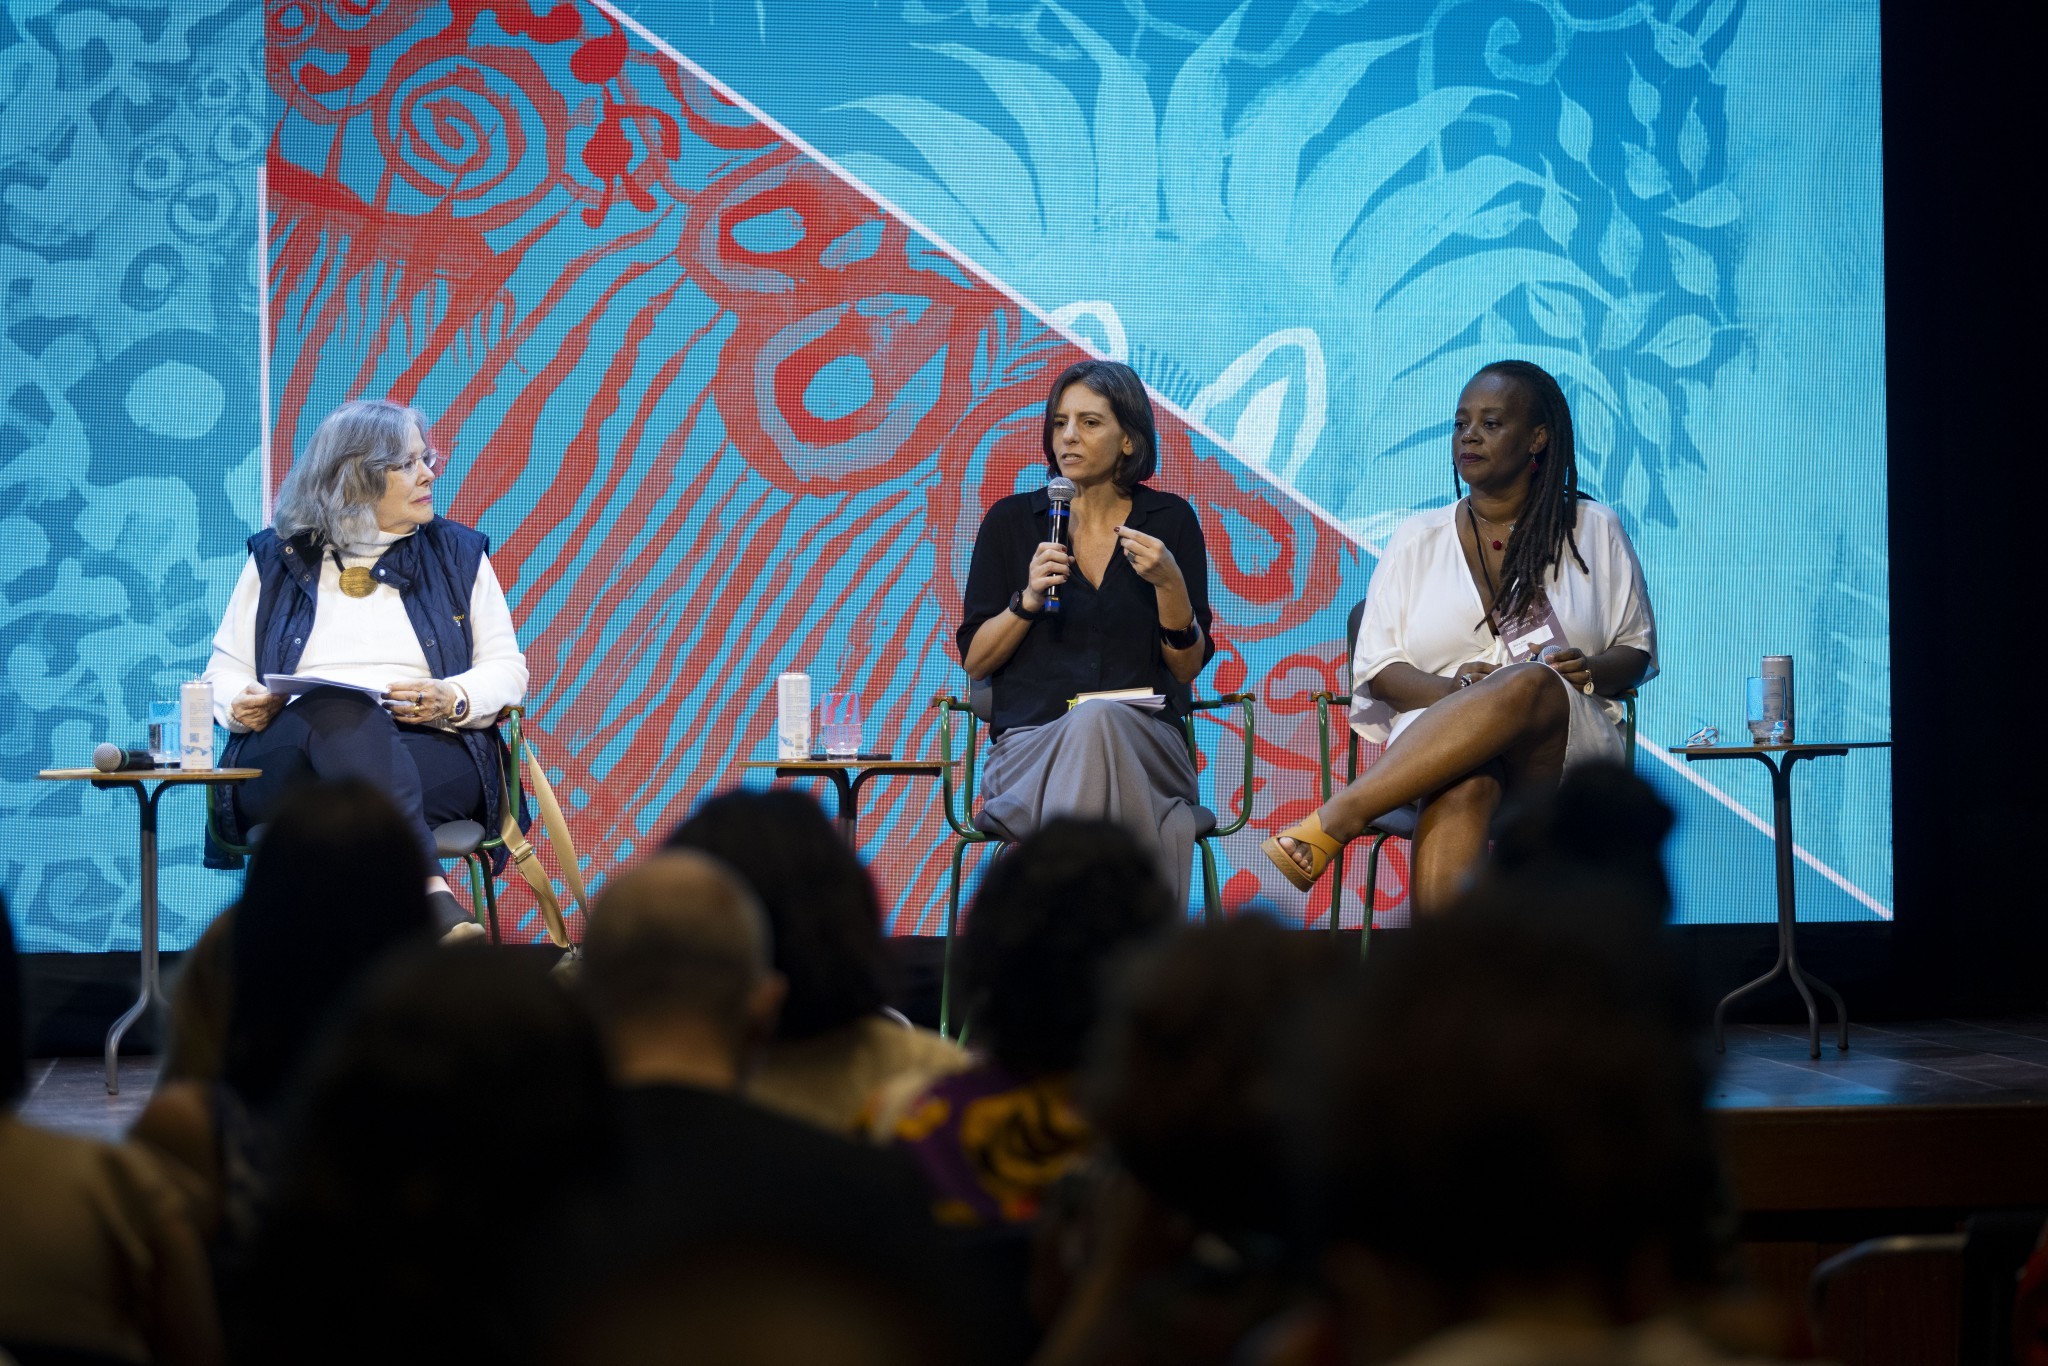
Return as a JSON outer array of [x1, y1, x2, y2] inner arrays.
[[2, 0, 1890, 951]]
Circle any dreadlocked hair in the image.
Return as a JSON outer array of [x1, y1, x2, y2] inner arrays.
[[1455, 359, 1589, 628]]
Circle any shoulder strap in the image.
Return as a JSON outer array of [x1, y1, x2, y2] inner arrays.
[[497, 732, 589, 948]]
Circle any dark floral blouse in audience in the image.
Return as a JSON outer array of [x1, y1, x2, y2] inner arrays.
[[880, 1064, 1090, 1226]]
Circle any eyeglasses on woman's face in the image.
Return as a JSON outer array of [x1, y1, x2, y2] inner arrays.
[[390, 424, 445, 479], [391, 448, 446, 478]]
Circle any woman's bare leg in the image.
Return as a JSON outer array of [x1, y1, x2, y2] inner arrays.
[[1410, 769, 1502, 914], [1277, 663, 1571, 874]]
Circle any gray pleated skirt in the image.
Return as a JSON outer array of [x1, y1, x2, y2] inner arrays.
[[977, 701, 1210, 911]]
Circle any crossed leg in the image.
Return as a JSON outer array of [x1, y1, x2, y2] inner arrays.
[[1276, 663, 1574, 911]]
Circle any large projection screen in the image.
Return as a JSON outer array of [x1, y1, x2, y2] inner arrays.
[[0, 0, 1888, 951]]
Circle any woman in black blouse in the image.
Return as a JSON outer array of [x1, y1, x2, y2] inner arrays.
[[957, 359, 1215, 908]]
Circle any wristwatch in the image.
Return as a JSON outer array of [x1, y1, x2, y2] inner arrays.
[[1009, 589, 1046, 620], [450, 690, 470, 723]]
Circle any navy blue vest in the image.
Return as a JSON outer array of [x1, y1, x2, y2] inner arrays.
[[212, 518, 522, 866]]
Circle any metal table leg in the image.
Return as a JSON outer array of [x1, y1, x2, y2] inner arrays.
[[1712, 750, 1849, 1059], [105, 780, 173, 1094], [845, 768, 899, 847], [777, 766, 874, 846], [823, 769, 858, 844]]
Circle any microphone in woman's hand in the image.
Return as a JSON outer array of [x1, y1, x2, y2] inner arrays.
[[1045, 476, 1076, 614]]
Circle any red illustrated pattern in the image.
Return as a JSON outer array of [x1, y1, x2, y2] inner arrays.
[[264, 0, 1391, 938]]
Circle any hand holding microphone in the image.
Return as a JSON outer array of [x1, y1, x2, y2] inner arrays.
[[1021, 539, 1073, 613]]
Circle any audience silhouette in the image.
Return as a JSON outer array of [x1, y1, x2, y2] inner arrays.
[[235, 945, 616, 1365], [2, 892, 222, 1365], [664, 789, 964, 1133], [5, 764, 1817, 1366], [131, 779, 436, 1302]]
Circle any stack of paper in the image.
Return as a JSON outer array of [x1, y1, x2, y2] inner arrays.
[[262, 674, 390, 700], [1071, 688, 1166, 710]]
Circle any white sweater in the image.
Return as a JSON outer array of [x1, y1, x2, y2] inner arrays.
[[203, 526, 528, 732]]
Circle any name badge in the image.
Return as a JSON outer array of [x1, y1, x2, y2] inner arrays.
[[1497, 593, 1571, 664]]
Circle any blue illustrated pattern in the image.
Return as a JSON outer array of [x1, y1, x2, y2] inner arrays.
[[1, 0, 1891, 953], [2, 1, 264, 952]]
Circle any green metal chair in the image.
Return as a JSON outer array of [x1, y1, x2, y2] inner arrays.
[[931, 684, 1256, 1038], [207, 705, 532, 944], [1310, 600, 1636, 957]]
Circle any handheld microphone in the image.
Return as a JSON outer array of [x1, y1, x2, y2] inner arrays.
[[93, 743, 157, 773], [1044, 476, 1076, 615]]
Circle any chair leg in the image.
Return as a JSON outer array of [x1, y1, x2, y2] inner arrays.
[[1196, 837, 1222, 925], [479, 858, 503, 945], [1360, 833, 1393, 960], [458, 855, 491, 941], [941, 839, 971, 1042], [1327, 844, 1348, 938]]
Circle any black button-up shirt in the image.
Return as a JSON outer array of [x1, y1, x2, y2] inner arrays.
[[957, 483, 1216, 738]]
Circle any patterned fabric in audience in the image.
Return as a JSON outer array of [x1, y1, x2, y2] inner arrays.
[[886, 1065, 1090, 1226]]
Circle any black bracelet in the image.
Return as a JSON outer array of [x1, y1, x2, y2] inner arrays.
[[1158, 619, 1201, 650], [1009, 589, 1046, 621]]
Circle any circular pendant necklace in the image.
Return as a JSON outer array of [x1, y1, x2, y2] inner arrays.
[[332, 548, 376, 599]]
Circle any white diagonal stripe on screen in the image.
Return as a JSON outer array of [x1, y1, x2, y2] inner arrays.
[[593, 0, 1374, 557], [1644, 743, 1893, 920]]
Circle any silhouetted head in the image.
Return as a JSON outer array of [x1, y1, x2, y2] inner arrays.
[[1295, 883, 1723, 1326], [226, 779, 434, 1107], [581, 850, 781, 1059], [246, 944, 617, 1363], [664, 788, 886, 1040], [1088, 912, 1352, 1240], [961, 818, 1175, 1077], [1488, 761, 1677, 921]]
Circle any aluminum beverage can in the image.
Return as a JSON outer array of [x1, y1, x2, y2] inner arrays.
[[180, 679, 215, 770], [1760, 655, 1794, 744], [777, 672, 811, 760]]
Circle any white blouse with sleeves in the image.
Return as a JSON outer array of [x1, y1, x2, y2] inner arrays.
[[1349, 499, 1657, 746], [203, 525, 528, 733]]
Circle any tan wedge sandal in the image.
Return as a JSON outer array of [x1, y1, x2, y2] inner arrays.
[[1260, 810, 1344, 891]]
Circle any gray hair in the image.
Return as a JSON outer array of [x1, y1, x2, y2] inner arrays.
[[273, 399, 430, 547]]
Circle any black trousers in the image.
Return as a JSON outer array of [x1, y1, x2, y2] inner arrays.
[[234, 687, 486, 871]]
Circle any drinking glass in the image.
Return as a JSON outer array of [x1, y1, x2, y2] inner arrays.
[[820, 691, 862, 758], [148, 699, 180, 766], [1745, 675, 1787, 745]]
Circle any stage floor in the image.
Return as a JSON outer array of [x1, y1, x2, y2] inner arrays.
[[18, 1057, 160, 1141], [19, 1015, 2048, 1144], [1712, 1014, 2048, 1108]]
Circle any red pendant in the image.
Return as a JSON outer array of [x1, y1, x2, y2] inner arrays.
[[1491, 539, 1503, 551]]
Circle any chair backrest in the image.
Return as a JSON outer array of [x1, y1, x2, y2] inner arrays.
[[1344, 597, 1367, 695]]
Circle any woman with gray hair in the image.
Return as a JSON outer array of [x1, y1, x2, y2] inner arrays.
[[201, 399, 527, 935]]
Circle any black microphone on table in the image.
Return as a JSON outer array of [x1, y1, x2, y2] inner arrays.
[[93, 743, 158, 773], [1043, 475, 1076, 615]]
